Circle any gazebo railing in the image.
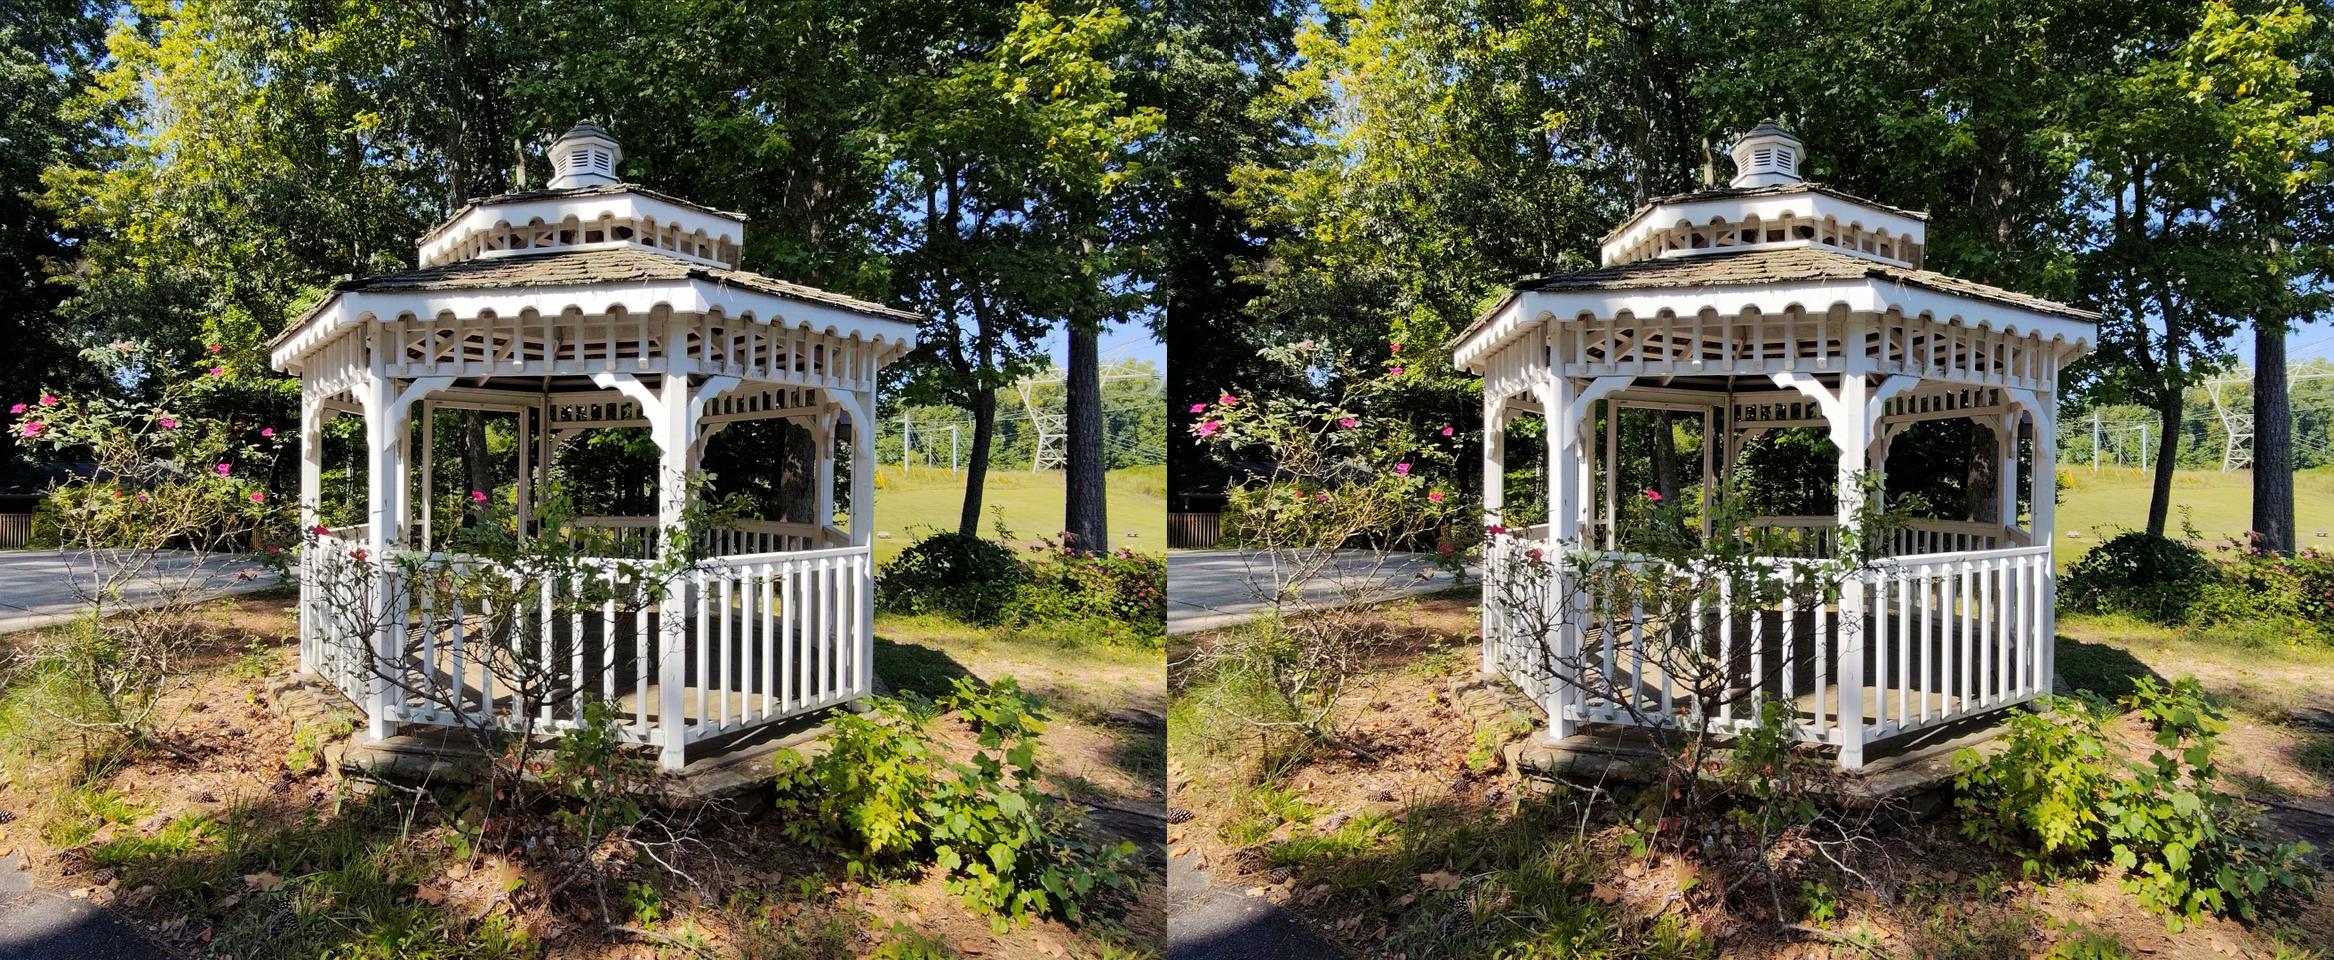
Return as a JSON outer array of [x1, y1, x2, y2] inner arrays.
[[1741, 516, 2011, 559], [300, 537, 872, 752], [1485, 539, 2054, 758], [567, 516, 843, 559]]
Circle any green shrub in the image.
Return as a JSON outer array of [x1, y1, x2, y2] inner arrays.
[[2063, 532, 2209, 623], [876, 533, 1031, 624], [1003, 542, 1165, 643], [770, 684, 1137, 930], [1953, 680, 2315, 931], [2190, 544, 2334, 644]]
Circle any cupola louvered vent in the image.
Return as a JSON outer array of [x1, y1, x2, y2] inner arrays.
[[1728, 121, 1804, 188]]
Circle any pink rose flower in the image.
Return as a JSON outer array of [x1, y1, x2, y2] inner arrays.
[[1645, 490, 1662, 502], [1441, 426, 1455, 437], [1428, 491, 1445, 502], [1337, 417, 1357, 429], [38, 395, 56, 406], [206, 344, 222, 353], [1219, 393, 1238, 406], [158, 417, 177, 429], [136, 494, 147, 503], [310, 524, 330, 536], [1391, 343, 1403, 353], [350, 549, 368, 561], [1389, 367, 1405, 376], [209, 366, 225, 376], [1316, 492, 1330, 502], [1527, 548, 1544, 561], [1196, 421, 1222, 437], [248, 491, 266, 503], [260, 427, 274, 438], [7, 403, 23, 415], [1394, 463, 1411, 477], [215, 463, 231, 476], [471, 490, 488, 503], [1438, 543, 1454, 554], [19, 422, 42, 437], [1487, 524, 1507, 535], [1189, 403, 1207, 414]]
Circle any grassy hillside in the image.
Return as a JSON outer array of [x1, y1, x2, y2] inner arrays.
[[2055, 466, 2334, 565], [870, 463, 1166, 563]]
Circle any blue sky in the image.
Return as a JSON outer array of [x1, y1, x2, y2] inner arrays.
[[1045, 323, 1165, 370]]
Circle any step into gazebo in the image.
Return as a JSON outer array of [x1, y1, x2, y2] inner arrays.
[[271, 123, 918, 769], [1453, 122, 2096, 769]]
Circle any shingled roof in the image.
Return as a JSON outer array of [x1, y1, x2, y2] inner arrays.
[[1513, 245, 2094, 318], [1454, 245, 2096, 351], [277, 247, 917, 346]]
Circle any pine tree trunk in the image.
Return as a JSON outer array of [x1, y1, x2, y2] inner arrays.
[[2252, 325, 2293, 553], [958, 389, 997, 538], [1065, 324, 1107, 551], [464, 411, 491, 525]]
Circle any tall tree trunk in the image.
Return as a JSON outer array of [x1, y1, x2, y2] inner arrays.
[[1064, 323, 1107, 551], [1966, 422, 1995, 522], [958, 388, 997, 538], [2147, 385, 2182, 537], [2252, 324, 2293, 552]]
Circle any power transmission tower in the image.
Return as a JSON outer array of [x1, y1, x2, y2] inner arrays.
[[1017, 375, 1068, 473], [2207, 369, 2254, 472]]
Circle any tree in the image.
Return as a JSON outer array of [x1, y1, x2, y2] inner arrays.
[[881, 1, 1161, 539], [2072, 0, 2333, 537]]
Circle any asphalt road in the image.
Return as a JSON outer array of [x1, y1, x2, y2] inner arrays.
[[1167, 843, 1346, 960], [1166, 549, 1476, 635], [0, 850, 167, 960], [0, 549, 281, 635]]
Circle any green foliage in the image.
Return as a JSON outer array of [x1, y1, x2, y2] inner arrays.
[[1002, 541, 1166, 644], [771, 686, 1137, 930], [877, 532, 1033, 624], [540, 698, 648, 842], [2191, 543, 2334, 644], [2046, 927, 2136, 960], [1953, 683, 2316, 931], [2063, 532, 2212, 622]]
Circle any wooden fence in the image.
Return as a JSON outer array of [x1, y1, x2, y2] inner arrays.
[[1168, 512, 1221, 549], [0, 513, 31, 550]]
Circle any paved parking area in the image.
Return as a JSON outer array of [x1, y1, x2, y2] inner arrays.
[[1166, 549, 1475, 635], [0, 550, 281, 635]]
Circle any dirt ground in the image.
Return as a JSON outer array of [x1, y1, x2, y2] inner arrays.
[[0, 592, 1166, 959], [1170, 593, 2334, 960]]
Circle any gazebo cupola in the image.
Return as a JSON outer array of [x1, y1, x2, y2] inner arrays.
[[1455, 120, 2097, 770], [272, 124, 917, 769]]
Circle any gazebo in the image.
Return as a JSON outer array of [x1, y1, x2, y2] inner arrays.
[[1453, 122, 2096, 769], [271, 123, 918, 769]]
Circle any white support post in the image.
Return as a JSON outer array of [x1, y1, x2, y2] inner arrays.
[[1537, 376, 1580, 740], [2030, 408, 2058, 691], [1996, 411, 2020, 535], [1481, 395, 1505, 676], [361, 373, 402, 743], [298, 397, 323, 675], [846, 390, 877, 697], [419, 402, 433, 551], [1833, 370, 1870, 768], [814, 410, 839, 535], [653, 369, 694, 771]]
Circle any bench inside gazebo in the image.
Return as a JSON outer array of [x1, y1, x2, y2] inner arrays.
[[1455, 122, 2097, 769], [272, 124, 918, 769]]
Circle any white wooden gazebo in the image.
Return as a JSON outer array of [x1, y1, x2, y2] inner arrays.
[[272, 123, 917, 769], [1454, 123, 2096, 769]]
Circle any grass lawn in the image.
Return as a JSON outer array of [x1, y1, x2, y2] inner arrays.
[[2056, 466, 2334, 566], [872, 464, 1166, 564]]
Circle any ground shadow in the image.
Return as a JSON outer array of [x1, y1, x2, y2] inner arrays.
[[2054, 635, 2165, 701], [871, 636, 979, 699]]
